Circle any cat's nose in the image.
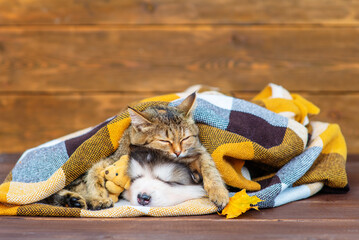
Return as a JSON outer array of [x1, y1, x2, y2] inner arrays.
[[137, 193, 151, 206], [174, 151, 181, 157]]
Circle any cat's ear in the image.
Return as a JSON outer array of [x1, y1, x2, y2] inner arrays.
[[128, 107, 152, 131], [177, 92, 197, 116]]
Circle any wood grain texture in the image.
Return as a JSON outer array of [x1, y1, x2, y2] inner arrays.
[[0, 217, 358, 240], [0, 155, 358, 240], [0, 0, 359, 25], [1, 27, 359, 92], [0, 94, 150, 153], [1, 93, 358, 154]]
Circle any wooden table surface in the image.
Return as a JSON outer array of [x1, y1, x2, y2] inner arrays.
[[1, 154, 358, 240]]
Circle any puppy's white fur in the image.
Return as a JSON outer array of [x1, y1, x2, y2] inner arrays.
[[123, 158, 206, 207]]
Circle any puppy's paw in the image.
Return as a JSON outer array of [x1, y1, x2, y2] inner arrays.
[[87, 198, 114, 210], [64, 192, 87, 209], [206, 184, 229, 211]]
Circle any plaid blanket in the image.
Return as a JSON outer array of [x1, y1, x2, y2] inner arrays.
[[0, 84, 348, 217]]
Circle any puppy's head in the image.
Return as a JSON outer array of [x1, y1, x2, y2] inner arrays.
[[123, 145, 205, 207]]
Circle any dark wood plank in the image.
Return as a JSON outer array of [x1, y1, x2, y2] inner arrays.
[[0, 155, 358, 239], [1, 27, 359, 93], [0, 154, 18, 182], [0, 216, 358, 240], [1, 93, 358, 154], [0, 0, 359, 25], [0, 93, 151, 153]]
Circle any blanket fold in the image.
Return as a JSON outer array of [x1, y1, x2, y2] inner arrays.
[[0, 84, 348, 217]]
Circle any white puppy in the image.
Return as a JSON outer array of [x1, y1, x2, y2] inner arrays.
[[123, 145, 206, 207]]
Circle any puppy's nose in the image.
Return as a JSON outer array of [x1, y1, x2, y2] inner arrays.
[[137, 193, 151, 206]]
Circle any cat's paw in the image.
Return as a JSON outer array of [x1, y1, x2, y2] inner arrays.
[[64, 192, 87, 209], [206, 184, 229, 211], [87, 198, 114, 210]]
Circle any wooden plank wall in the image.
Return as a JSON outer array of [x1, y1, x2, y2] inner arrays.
[[0, 0, 358, 156]]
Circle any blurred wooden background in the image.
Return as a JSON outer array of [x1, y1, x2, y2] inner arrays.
[[0, 0, 358, 155]]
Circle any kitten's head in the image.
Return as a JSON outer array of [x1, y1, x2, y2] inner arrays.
[[128, 92, 200, 161]]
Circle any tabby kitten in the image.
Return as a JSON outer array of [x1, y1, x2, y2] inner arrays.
[[43, 93, 229, 210]]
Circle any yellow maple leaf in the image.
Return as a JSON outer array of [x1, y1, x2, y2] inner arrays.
[[219, 189, 263, 219]]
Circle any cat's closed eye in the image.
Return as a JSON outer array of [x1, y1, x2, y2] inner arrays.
[[180, 136, 191, 143], [159, 139, 172, 144]]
